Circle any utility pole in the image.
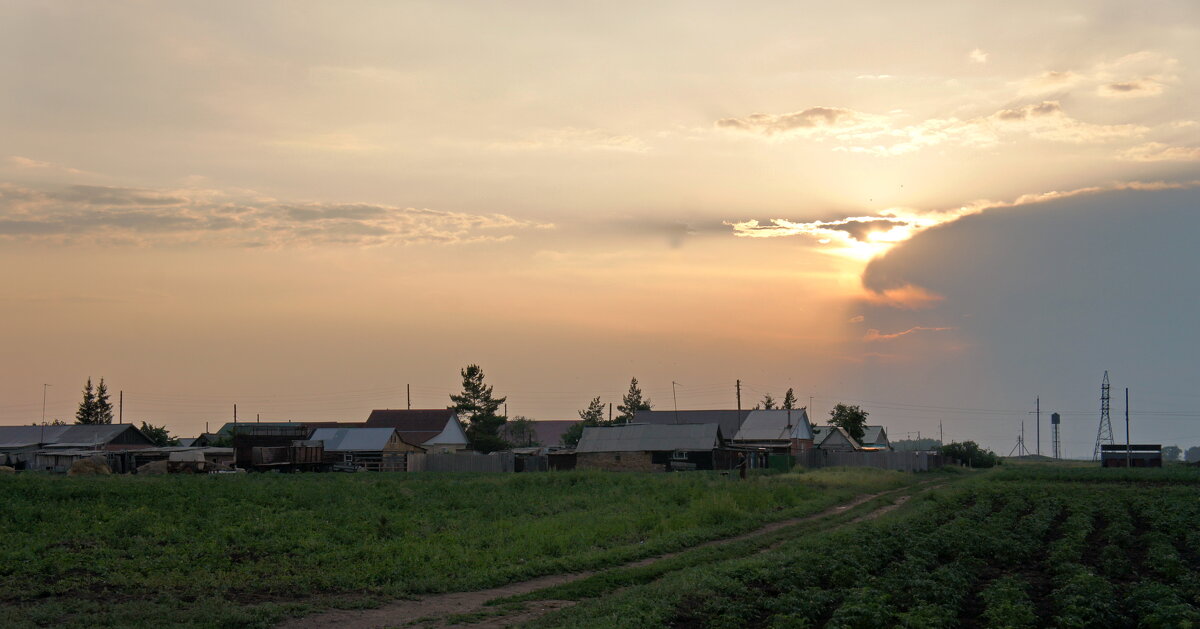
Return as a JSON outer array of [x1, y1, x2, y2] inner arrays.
[[672, 381, 680, 424], [504, 403, 508, 418], [256, 413, 260, 423], [234, 404, 237, 422], [1036, 396, 1040, 456], [736, 380, 741, 414], [119, 390, 123, 425], [608, 402, 613, 423], [939, 420, 943, 446], [1125, 388, 1131, 468], [407, 384, 411, 410], [41, 383, 50, 425]]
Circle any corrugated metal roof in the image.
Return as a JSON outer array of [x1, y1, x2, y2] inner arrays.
[[632, 410, 748, 438], [576, 423, 723, 453], [812, 425, 861, 449], [860, 426, 888, 446], [0, 424, 147, 448], [309, 428, 399, 451], [733, 409, 813, 441]]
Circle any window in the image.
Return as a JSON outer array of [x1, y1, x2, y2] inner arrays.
[[672, 450, 689, 461]]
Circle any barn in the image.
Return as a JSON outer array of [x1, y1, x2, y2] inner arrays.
[[309, 427, 423, 471], [575, 423, 732, 472]]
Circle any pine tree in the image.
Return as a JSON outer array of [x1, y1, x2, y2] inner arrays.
[[782, 388, 797, 410], [75, 378, 97, 424], [761, 393, 776, 410], [615, 378, 652, 424], [449, 364, 508, 453], [564, 396, 607, 448], [95, 378, 114, 425]]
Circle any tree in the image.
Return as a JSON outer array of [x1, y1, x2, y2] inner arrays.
[[95, 378, 114, 424], [1186, 446, 1200, 463], [941, 441, 1000, 468], [1162, 445, 1182, 462], [760, 393, 776, 410], [565, 396, 606, 448], [449, 364, 508, 453], [615, 378, 652, 424], [782, 388, 797, 410], [75, 378, 97, 424], [139, 421, 179, 447], [505, 416, 540, 447], [828, 403, 869, 443]]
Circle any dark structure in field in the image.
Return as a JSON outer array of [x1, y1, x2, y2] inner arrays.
[[231, 425, 324, 471], [575, 423, 739, 472], [309, 427, 422, 471], [364, 409, 470, 453], [1100, 443, 1162, 467]]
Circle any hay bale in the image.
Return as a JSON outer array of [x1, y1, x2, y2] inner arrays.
[[0, 465, 15, 475], [137, 460, 170, 475], [68, 456, 112, 476]]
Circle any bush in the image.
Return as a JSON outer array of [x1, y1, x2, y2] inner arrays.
[[940, 441, 1000, 468]]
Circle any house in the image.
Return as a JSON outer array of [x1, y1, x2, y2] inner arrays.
[[0, 424, 155, 470], [575, 423, 734, 472], [730, 409, 815, 454], [309, 427, 423, 471], [501, 420, 581, 448], [364, 409, 470, 453], [632, 410, 750, 439], [859, 426, 892, 451], [811, 425, 861, 451]]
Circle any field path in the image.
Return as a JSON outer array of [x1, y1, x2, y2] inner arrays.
[[278, 482, 932, 629]]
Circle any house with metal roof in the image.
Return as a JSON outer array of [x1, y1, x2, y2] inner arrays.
[[730, 409, 815, 454], [0, 424, 154, 470], [811, 425, 862, 451], [632, 410, 749, 440], [575, 423, 735, 472], [364, 409, 470, 453], [309, 427, 423, 471], [859, 426, 892, 451]]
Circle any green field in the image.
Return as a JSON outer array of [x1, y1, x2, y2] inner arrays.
[[0, 468, 913, 628], [529, 464, 1200, 628]]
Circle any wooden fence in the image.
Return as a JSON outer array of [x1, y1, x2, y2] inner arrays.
[[406, 452, 515, 473], [796, 449, 947, 472]]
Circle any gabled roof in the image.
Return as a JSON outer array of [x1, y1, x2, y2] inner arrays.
[[733, 409, 813, 441], [632, 410, 748, 440], [860, 425, 888, 446], [310, 428, 409, 451], [365, 409, 468, 446], [0, 424, 152, 448], [812, 425, 862, 449], [576, 423, 724, 453]]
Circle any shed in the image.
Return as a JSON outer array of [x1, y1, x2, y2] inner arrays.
[[0, 424, 154, 470], [576, 423, 732, 472], [309, 427, 422, 471]]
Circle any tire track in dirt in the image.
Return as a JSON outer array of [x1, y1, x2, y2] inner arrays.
[[278, 482, 941, 629]]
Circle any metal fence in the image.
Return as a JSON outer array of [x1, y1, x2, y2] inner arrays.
[[796, 449, 947, 472], [406, 452, 515, 473]]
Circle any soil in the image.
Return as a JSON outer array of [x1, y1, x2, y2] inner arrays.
[[278, 483, 938, 629]]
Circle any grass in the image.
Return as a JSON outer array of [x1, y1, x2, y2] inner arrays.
[[526, 465, 1200, 628], [0, 467, 913, 628]]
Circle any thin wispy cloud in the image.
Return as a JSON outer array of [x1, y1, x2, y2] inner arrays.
[[0, 183, 552, 247], [864, 326, 955, 342]]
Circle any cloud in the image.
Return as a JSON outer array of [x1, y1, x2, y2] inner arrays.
[[717, 101, 1144, 156], [861, 285, 945, 310], [8, 156, 89, 176], [1017, 51, 1177, 99], [969, 49, 989, 64], [491, 127, 649, 153], [848, 315, 865, 323], [0, 183, 552, 247], [864, 326, 955, 342], [1120, 142, 1200, 162], [1098, 80, 1165, 99]]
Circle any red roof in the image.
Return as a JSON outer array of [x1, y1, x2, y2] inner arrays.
[[365, 409, 459, 444]]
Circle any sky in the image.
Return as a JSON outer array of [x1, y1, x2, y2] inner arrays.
[[1, 1, 1198, 458]]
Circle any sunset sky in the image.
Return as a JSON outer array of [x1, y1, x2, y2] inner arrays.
[[2, 1, 1198, 457]]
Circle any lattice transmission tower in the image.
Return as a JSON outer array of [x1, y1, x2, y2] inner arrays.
[[1092, 371, 1115, 460]]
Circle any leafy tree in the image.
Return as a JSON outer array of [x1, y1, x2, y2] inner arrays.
[[504, 416, 540, 447], [449, 364, 508, 453], [828, 403, 869, 443], [782, 388, 797, 410], [139, 421, 179, 447], [565, 396, 607, 448], [760, 393, 776, 410], [941, 440, 1001, 468], [1186, 446, 1200, 463], [1162, 445, 1182, 462], [615, 378, 652, 424]]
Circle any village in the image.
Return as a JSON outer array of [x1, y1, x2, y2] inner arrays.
[[0, 403, 950, 476]]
